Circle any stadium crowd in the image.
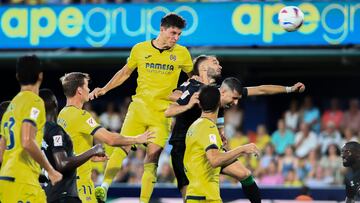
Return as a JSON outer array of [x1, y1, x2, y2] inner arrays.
[[88, 95, 359, 188]]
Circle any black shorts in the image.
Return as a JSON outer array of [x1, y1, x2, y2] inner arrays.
[[170, 141, 189, 190]]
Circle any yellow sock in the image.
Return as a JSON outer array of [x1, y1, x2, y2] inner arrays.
[[140, 163, 157, 203], [102, 148, 127, 187]]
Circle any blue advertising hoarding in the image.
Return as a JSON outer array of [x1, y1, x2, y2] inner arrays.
[[0, 2, 359, 49]]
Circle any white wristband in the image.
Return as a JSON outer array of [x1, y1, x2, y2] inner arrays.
[[285, 86, 292, 93]]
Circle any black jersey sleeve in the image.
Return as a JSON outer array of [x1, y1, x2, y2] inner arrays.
[[176, 79, 201, 106], [46, 124, 67, 152], [175, 81, 191, 92]]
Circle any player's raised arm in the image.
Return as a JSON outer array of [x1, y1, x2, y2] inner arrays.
[[21, 122, 62, 185], [206, 143, 260, 168], [165, 92, 199, 117], [246, 82, 305, 96], [93, 128, 154, 147], [90, 64, 135, 100]]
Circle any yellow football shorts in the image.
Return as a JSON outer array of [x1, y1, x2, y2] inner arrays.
[[0, 180, 46, 203], [120, 101, 171, 148], [77, 178, 97, 203]]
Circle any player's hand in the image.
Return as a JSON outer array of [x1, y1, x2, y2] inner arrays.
[[241, 143, 260, 157], [190, 75, 201, 82], [187, 92, 199, 108], [91, 144, 106, 157], [48, 169, 63, 186], [291, 82, 305, 93], [89, 87, 106, 100], [135, 131, 155, 144], [91, 155, 109, 162]]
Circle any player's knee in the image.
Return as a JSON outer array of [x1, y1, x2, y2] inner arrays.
[[145, 151, 161, 163], [238, 169, 252, 180]]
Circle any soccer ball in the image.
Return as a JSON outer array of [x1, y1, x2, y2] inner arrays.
[[278, 6, 304, 32]]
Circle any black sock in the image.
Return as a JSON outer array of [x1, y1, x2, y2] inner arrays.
[[240, 175, 261, 203]]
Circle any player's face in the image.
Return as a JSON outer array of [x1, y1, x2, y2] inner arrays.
[[80, 79, 90, 102], [204, 57, 222, 79], [220, 88, 241, 108], [341, 145, 355, 167], [160, 26, 182, 48]]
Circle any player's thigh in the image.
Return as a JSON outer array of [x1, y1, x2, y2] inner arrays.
[[120, 102, 147, 137], [186, 200, 222, 203], [221, 160, 251, 181], [0, 180, 16, 202], [77, 179, 97, 203], [147, 113, 172, 148]]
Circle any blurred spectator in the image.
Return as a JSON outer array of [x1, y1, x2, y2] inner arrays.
[[271, 119, 295, 155], [259, 143, 276, 170], [278, 146, 299, 177], [297, 149, 319, 180], [300, 96, 321, 133], [321, 98, 343, 130], [229, 130, 248, 150], [305, 165, 333, 187], [284, 169, 302, 187], [294, 122, 318, 158], [341, 128, 359, 147], [295, 186, 313, 201], [284, 99, 300, 132], [319, 144, 343, 185], [99, 102, 122, 132], [341, 98, 360, 135], [251, 124, 270, 152], [158, 162, 175, 183], [318, 121, 342, 154], [91, 169, 102, 186], [224, 106, 243, 139], [259, 160, 284, 186], [119, 97, 131, 123]]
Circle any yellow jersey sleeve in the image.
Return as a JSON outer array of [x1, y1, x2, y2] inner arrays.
[[22, 99, 45, 127], [180, 48, 193, 73], [198, 125, 222, 152], [127, 43, 139, 70], [78, 111, 102, 136]]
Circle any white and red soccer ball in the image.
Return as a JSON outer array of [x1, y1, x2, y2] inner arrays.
[[278, 6, 304, 32]]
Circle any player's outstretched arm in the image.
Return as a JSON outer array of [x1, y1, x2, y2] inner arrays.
[[206, 143, 260, 168], [247, 82, 305, 96], [52, 144, 106, 173], [165, 92, 199, 117], [169, 90, 183, 102], [89, 64, 135, 100], [21, 122, 63, 185], [94, 128, 155, 146]]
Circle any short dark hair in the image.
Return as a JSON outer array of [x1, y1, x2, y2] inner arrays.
[[161, 13, 186, 29], [192, 55, 209, 76], [60, 72, 90, 97], [16, 55, 42, 85], [221, 77, 243, 95], [0, 101, 10, 121], [199, 85, 220, 113], [344, 141, 360, 152], [39, 88, 58, 116]]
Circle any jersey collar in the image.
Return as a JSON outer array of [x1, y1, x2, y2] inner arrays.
[[151, 39, 173, 53]]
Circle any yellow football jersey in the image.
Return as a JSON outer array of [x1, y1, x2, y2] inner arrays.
[[57, 106, 102, 181], [0, 91, 46, 186], [184, 118, 222, 201], [127, 40, 193, 111]]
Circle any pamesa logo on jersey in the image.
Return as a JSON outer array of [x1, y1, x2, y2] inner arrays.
[[145, 62, 174, 72]]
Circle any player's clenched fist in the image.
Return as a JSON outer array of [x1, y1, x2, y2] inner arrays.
[[89, 87, 106, 100], [241, 143, 260, 157]]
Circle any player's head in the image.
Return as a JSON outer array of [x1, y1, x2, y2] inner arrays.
[[60, 72, 90, 102], [0, 101, 10, 122], [219, 77, 243, 108], [341, 141, 360, 167], [39, 89, 58, 121], [16, 55, 43, 86], [193, 55, 222, 80], [199, 85, 220, 113], [159, 13, 186, 48]]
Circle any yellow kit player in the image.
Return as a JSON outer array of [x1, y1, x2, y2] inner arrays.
[[58, 72, 153, 203], [184, 85, 260, 203], [0, 55, 62, 203], [90, 13, 193, 202]]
